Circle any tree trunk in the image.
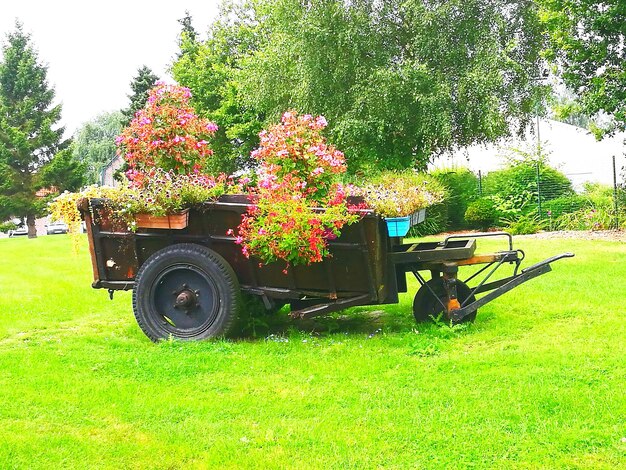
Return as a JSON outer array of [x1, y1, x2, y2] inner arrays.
[[26, 214, 37, 238]]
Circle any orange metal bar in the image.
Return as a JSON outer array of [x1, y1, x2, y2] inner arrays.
[[453, 254, 503, 266]]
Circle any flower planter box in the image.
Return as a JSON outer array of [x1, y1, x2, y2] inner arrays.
[[135, 209, 189, 230], [385, 208, 426, 237]]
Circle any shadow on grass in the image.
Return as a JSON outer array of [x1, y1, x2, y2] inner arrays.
[[231, 303, 409, 340], [232, 300, 479, 342]]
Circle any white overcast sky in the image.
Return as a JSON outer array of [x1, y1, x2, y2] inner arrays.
[[0, 0, 220, 136]]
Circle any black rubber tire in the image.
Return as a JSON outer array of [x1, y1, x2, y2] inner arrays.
[[132, 243, 240, 341], [412, 278, 477, 324]]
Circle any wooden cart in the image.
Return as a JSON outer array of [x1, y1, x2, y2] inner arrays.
[[79, 196, 573, 341]]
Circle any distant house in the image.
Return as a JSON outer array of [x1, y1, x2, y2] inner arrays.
[[100, 155, 123, 187]]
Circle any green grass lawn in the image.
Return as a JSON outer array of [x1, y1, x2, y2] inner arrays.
[[0, 234, 625, 469]]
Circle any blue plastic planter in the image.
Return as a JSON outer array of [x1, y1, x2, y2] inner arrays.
[[385, 216, 411, 237], [384, 209, 426, 237]]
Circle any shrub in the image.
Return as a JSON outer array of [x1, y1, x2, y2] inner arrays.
[[482, 147, 573, 217], [431, 168, 479, 230], [542, 194, 589, 220], [501, 212, 546, 235], [0, 221, 18, 234], [553, 183, 622, 231], [556, 207, 616, 231], [464, 198, 499, 230], [409, 201, 449, 237]]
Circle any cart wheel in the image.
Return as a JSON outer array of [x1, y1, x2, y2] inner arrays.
[[133, 243, 240, 341], [412, 278, 477, 324]]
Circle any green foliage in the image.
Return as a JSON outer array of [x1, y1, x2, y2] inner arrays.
[[542, 194, 589, 220], [553, 183, 623, 231], [0, 221, 17, 233], [0, 21, 70, 235], [482, 146, 573, 217], [501, 212, 546, 235], [72, 111, 123, 184], [464, 198, 499, 230], [39, 147, 85, 193], [540, 0, 626, 136], [549, 91, 591, 129], [174, 0, 547, 173], [172, 5, 262, 174], [408, 201, 449, 237], [121, 66, 160, 126], [431, 168, 479, 230], [177, 10, 198, 47]]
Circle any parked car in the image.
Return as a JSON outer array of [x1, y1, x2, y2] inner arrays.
[[46, 221, 68, 235], [8, 226, 28, 237]]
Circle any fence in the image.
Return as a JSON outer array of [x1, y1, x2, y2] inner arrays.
[[465, 154, 626, 232]]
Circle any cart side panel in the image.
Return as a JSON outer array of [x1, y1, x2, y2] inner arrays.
[[84, 197, 387, 301]]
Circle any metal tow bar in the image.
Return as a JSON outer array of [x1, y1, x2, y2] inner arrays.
[[449, 252, 575, 323]]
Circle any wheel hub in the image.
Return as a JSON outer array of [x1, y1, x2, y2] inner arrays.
[[173, 284, 199, 310]]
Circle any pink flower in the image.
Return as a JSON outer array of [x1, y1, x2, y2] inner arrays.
[[206, 122, 219, 132], [315, 115, 328, 128], [281, 111, 295, 122], [226, 229, 234, 236]]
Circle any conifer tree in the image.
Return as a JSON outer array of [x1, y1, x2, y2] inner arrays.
[[0, 22, 72, 237], [121, 66, 160, 126]]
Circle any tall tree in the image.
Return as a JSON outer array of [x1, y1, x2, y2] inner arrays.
[[73, 111, 123, 184], [174, 0, 548, 173], [239, 0, 548, 172], [39, 146, 85, 193], [0, 22, 70, 237], [540, 0, 626, 137], [120, 66, 160, 126], [178, 10, 198, 47], [172, 4, 263, 174]]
